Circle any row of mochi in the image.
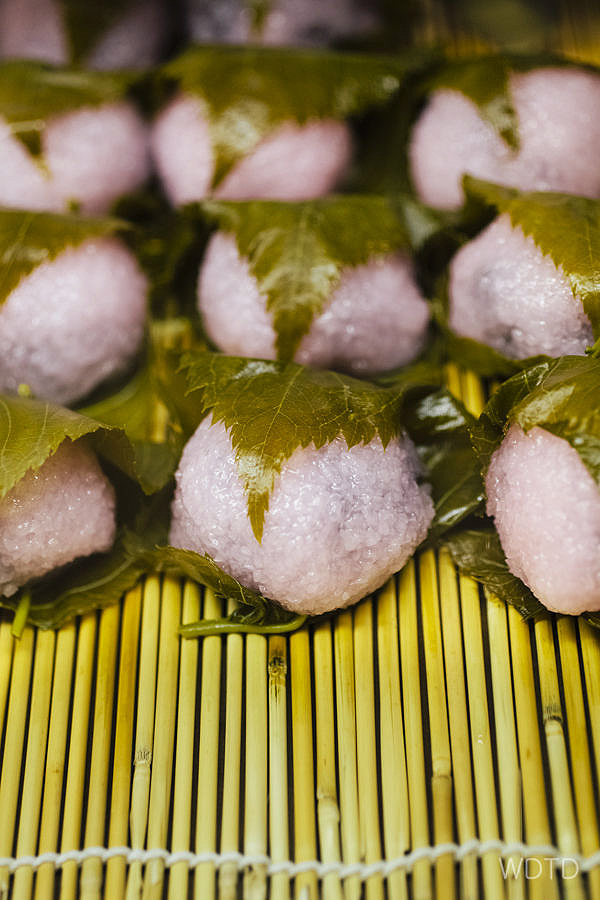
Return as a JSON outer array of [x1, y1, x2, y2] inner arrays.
[[2, 353, 600, 623], [4, 51, 600, 218], [2, 177, 600, 413]]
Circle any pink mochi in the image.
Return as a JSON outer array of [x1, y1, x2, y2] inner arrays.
[[169, 418, 434, 615], [409, 67, 600, 210], [449, 214, 593, 359], [151, 93, 353, 205], [0, 439, 116, 597], [486, 424, 600, 614], [0, 237, 148, 405], [0, 102, 150, 214], [198, 231, 430, 373]]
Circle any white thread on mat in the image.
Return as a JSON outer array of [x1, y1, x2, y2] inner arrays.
[[1, 841, 599, 878]]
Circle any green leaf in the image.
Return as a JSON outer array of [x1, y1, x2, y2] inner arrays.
[[58, 0, 137, 63], [464, 176, 600, 340], [0, 61, 135, 159], [162, 46, 409, 186], [471, 355, 600, 486], [197, 195, 412, 360], [180, 351, 439, 541], [0, 209, 128, 308], [405, 389, 485, 540]]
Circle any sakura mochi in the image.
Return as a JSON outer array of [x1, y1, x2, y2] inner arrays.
[[0, 439, 116, 598], [186, 0, 381, 47], [486, 424, 600, 614], [199, 231, 430, 373], [448, 214, 594, 359], [169, 418, 434, 615], [0, 102, 150, 214], [0, 236, 148, 405], [0, 0, 167, 70], [151, 93, 352, 205], [409, 66, 600, 210]]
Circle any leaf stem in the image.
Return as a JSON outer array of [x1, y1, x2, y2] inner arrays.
[[11, 589, 31, 638], [179, 614, 307, 638]]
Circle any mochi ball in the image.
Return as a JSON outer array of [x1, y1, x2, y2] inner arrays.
[[151, 93, 353, 205], [409, 67, 600, 210], [169, 418, 435, 614], [0, 102, 150, 214], [0, 0, 167, 69], [0, 439, 116, 598], [198, 231, 430, 374], [486, 424, 600, 614], [186, 0, 381, 47], [448, 214, 594, 359], [0, 236, 148, 405]]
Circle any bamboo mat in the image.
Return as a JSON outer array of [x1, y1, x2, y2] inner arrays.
[[1, 367, 600, 900]]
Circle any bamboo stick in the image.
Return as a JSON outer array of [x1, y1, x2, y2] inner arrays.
[[168, 580, 200, 900], [59, 614, 97, 900], [534, 618, 585, 900], [485, 595, 524, 900], [0, 622, 14, 740], [268, 635, 290, 900], [194, 587, 222, 900], [125, 576, 161, 900], [398, 561, 431, 900], [376, 579, 409, 900], [333, 610, 361, 900], [34, 624, 77, 900], [353, 599, 384, 900], [419, 552, 455, 900], [290, 627, 317, 900], [312, 621, 343, 900], [104, 586, 143, 900], [458, 576, 504, 900], [11, 629, 55, 900], [243, 633, 268, 900], [218, 600, 244, 900], [437, 551, 478, 900], [0, 625, 34, 899], [80, 602, 121, 900], [142, 577, 181, 900], [507, 607, 557, 900], [578, 620, 600, 829], [556, 617, 600, 899]]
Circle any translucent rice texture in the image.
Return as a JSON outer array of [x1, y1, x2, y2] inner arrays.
[[169, 418, 435, 614], [151, 93, 353, 205], [449, 214, 593, 359], [0, 102, 150, 214], [199, 231, 430, 373], [0, 0, 167, 69], [486, 424, 600, 614], [409, 67, 600, 209], [186, 0, 381, 46], [0, 237, 147, 405], [0, 440, 116, 598]]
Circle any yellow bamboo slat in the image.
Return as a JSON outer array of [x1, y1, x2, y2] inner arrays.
[[142, 577, 181, 900], [194, 587, 223, 900], [218, 601, 244, 900], [353, 598, 384, 900], [268, 635, 290, 900], [290, 627, 317, 900], [0, 622, 14, 744], [398, 561, 432, 900], [34, 624, 77, 900], [312, 621, 343, 900], [168, 580, 200, 900], [419, 551, 454, 900], [332, 610, 361, 900], [376, 579, 409, 900], [243, 633, 268, 900]]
